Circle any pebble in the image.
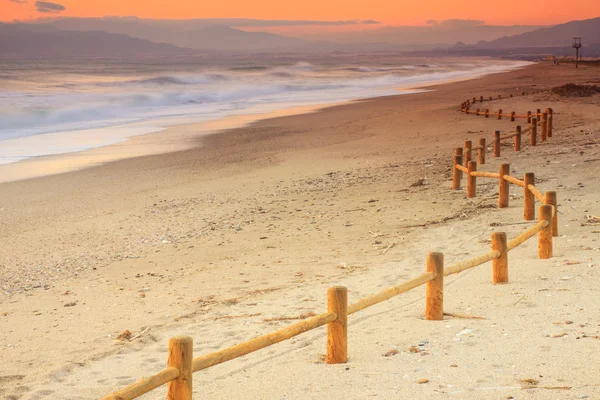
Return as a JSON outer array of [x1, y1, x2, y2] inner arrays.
[[418, 378, 429, 384]]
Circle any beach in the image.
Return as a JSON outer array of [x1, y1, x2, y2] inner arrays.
[[1, 62, 599, 399]]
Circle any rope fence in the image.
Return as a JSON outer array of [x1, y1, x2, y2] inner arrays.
[[101, 97, 560, 400]]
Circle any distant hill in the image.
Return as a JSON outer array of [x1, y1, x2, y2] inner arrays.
[[0, 23, 190, 58], [484, 17, 600, 48]]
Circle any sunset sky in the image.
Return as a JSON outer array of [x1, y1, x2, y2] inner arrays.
[[3, 0, 598, 26]]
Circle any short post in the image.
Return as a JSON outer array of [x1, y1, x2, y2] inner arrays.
[[530, 118, 537, 146], [478, 138, 486, 165], [167, 336, 193, 400], [498, 109, 502, 120], [464, 140, 472, 166], [452, 150, 463, 190], [467, 161, 477, 198], [485, 109, 489, 118], [524, 172, 535, 220], [494, 130, 501, 157], [327, 286, 348, 364], [514, 126, 522, 151], [527, 111, 531, 123], [498, 94, 502, 99], [498, 163, 510, 208], [489, 96, 493, 101], [480, 96, 484, 102], [539, 205, 553, 259], [492, 232, 508, 284], [537, 108, 541, 117], [510, 111, 515, 121], [547, 108, 553, 137], [425, 252, 444, 320], [473, 97, 476, 103], [541, 112, 548, 141], [476, 107, 480, 116], [544, 191, 558, 237]]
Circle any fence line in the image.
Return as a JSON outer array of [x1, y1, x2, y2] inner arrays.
[[101, 99, 560, 400]]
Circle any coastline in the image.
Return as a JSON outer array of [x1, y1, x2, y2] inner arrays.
[[1, 62, 600, 399]]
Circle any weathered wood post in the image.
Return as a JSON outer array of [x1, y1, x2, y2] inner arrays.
[[492, 232, 508, 284], [498, 94, 502, 99], [541, 112, 548, 141], [527, 111, 532, 123], [480, 96, 484, 102], [530, 118, 537, 146], [544, 191, 558, 237], [476, 108, 480, 116], [499, 163, 510, 208], [494, 130, 501, 157], [478, 138, 486, 165], [524, 173, 535, 221], [425, 252, 444, 321], [452, 148, 463, 190], [464, 140, 472, 166], [547, 108, 553, 137], [489, 96, 493, 101], [537, 108, 541, 117], [167, 336, 193, 400], [498, 109, 502, 119], [473, 97, 476, 103], [515, 126, 522, 151], [327, 286, 348, 364], [510, 111, 515, 122], [467, 161, 477, 198], [485, 109, 489, 118], [539, 205, 554, 259]]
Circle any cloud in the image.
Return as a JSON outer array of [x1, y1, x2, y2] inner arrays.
[[35, 1, 66, 13], [426, 19, 485, 28], [230, 19, 381, 27], [9, 0, 28, 3]]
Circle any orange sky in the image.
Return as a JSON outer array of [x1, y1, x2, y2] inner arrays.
[[2, 0, 598, 25]]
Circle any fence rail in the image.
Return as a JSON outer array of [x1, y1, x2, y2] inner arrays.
[[101, 97, 559, 400]]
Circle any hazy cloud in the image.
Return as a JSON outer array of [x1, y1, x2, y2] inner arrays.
[[9, 0, 29, 3], [35, 1, 66, 13], [427, 19, 485, 28]]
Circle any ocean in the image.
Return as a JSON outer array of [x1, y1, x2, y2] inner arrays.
[[0, 55, 531, 165]]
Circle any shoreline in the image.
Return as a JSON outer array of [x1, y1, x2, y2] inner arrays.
[[0, 59, 531, 183], [1, 62, 599, 399]]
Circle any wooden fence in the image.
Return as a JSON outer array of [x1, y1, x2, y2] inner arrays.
[[101, 98, 559, 400]]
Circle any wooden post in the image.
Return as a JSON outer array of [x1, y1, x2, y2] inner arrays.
[[544, 191, 558, 237], [167, 336, 193, 400], [480, 96, 484, 102], [498, 109, 502, 119], [515, 126, 522, 151], [478, 138, 486, 165], [530, 118, 537, 146], [489, 96, 493, 101], [494, 130, 501, 157], [541, 112, 548, 141], [425, 252, 444, 321], [498, 94, 502, 99], [492, 232, 508, 284], [485, 109, 489, 118], [473, 97, 476, 103], [539, 205, 553, 259], [537, 108, 541, 117], [452, 152, 463, 190], [527, 111, 531, 123], [510, 111, 515, 121], [464, 140, 472, 166], [467, 161, 477, 198], [524, 173, 535, 221], [547, 108, 553, 137], [498, 163, 510, 208], [326, 286, 347, 364]]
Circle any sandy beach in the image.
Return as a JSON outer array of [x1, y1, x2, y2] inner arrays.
[[1, 62, 599, 399]]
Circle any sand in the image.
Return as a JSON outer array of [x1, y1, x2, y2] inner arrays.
[[1, 62, 599, 399]]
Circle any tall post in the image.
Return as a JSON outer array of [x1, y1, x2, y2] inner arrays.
[[515, 126, 522, 151], [547, 108, 553, 137], [452, 149, 463, 190], [524, 173, 535, 221], [498, 109, 503, 120], [327, 286, 348, 364], [467, 161, 477, 198], [510, 111, 515, 122], [464, 140, 472, 166], [478, 138, 486, 165], [494, 130, 501, 157], [492, 232, 508, 284], [530, 118, 537, 146], [539, 205, 554, 259], [541, 112, 548, 141], [498, 163, 510, 208], [544, 191, 558, 237], [167, 336, 193, 400], [425, 252, 444, 321], [527, 111, 531, 123]]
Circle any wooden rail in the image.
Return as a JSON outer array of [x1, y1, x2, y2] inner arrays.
[[101, 97, 559, 400]]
